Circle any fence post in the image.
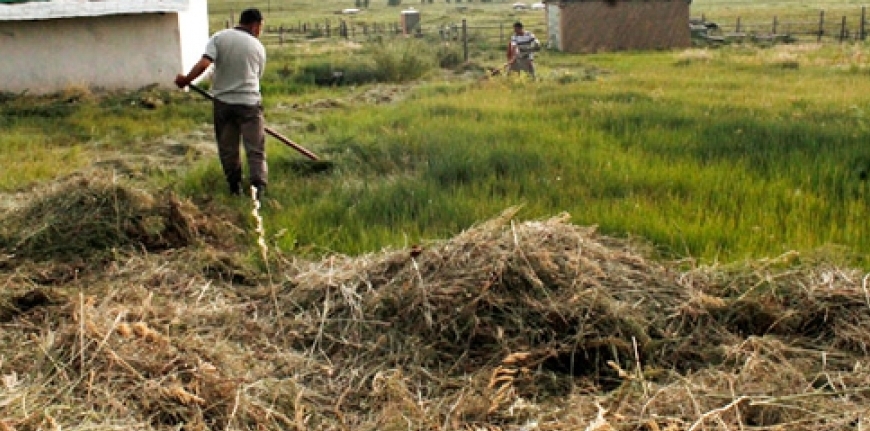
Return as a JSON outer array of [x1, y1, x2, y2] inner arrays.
[[818, 10, 825, 42], [500, 22, 504, 41], [772, 16, 778, 35], [736, 16, 741, 33], [840, 15, 847, 42], [462, 19, 468, 62], [279, 26, 284, 45], [862, 6, 867, 41]]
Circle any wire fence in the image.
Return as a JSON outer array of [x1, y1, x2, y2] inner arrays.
[[213, 6, 870, 52], [254, 19, 513, 63], [208, 0, 514, 16], [692, 8, 870, 44], [258, 21, 515, 43]]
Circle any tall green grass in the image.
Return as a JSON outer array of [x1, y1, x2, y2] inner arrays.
[[211, 44, 870, 266], [284, 39, 441, 86]]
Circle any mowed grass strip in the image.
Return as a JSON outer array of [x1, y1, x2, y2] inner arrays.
[[0, 89, 209, 190]]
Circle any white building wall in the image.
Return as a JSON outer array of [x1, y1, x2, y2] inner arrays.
[[547, 5, 561, 50], [177, 0, 210, 82], [0, 13, 183, 94], [0, 0, 189, 20]]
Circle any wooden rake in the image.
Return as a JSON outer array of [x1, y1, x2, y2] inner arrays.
[[186, 83, 322, 162]]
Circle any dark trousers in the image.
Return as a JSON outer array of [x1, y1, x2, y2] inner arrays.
[[213, 99, 268, 190]]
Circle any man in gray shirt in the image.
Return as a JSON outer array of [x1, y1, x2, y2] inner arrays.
[[175, 8, 268, 200]]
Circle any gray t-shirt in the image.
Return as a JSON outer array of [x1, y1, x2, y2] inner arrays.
[[204, 28, 266, 105]]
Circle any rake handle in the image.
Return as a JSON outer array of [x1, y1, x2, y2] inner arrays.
[[187, 84, 320, 161]]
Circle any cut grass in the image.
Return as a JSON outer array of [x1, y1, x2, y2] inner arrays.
[[0, 89, 210, 190]]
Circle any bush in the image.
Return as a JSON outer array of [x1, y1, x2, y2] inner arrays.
[[291, 41, 435, 86], [370, 42, 434, 82], [436, 43, 464, 69]]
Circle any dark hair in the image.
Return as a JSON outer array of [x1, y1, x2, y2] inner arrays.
[[513, 21, 523, 28], [239, 8, 263, 25]]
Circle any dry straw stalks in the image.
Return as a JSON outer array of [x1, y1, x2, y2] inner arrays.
[[2, 176, 870, 430]]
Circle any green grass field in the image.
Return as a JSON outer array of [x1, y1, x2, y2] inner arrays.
[[185, 41, 870, 266], [205, 0, 870, 23], [4, 1, 870, 266]]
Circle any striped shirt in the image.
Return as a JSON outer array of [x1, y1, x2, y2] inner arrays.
[[510, 31, 540, 60]]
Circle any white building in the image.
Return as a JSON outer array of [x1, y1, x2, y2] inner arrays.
[[0, 0, 209, 94]]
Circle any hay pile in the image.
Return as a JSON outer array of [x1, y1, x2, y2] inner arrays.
[[2, 192, 870, 430], [0, 172, 214, 263]]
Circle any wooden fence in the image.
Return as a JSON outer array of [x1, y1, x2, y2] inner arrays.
[[212, 4, 544, 47], [693, 8, 870, 44], [214, 7, 870, 52], [255, 19, 511, 62], [259, 20, 518, 42], [209, 0, 511, 16]]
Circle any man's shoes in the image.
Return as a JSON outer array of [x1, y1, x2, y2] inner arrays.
[[227, 170, 243, 196], [229, 182, 242, 196], [227, 180, 265, 201]]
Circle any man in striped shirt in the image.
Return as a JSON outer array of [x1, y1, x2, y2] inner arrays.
[[507, 21, 540, 79]]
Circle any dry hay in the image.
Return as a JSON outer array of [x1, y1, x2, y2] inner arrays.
[[2, 207, 870, 430], [0, 171, 219, 263]]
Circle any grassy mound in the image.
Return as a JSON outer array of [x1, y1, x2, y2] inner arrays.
[[0, 172, 208, 262], [1, 209, 869, 430]]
